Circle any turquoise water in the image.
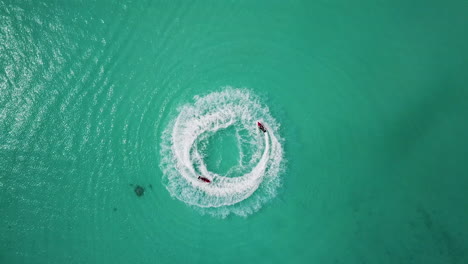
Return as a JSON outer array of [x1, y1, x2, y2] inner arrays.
[[1, 0, 468, 263]]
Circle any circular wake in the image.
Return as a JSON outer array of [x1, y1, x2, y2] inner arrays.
[[160, 88, 284, 217]]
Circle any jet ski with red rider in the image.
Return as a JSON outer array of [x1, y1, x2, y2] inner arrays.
[[257, 122, 267, 133], [198, 176, 211, 183]]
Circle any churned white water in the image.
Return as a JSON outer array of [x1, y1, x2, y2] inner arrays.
[[160, 88, 284, 217]]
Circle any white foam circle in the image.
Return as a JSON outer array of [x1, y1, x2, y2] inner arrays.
[[160, 88, 284, 217]]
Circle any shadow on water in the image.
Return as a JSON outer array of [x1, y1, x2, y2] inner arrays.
[[413, 205, 466, 263], [380, 82, 465, 163]]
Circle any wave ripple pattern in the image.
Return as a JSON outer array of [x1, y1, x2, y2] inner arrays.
[[160, 89, 284, 217]]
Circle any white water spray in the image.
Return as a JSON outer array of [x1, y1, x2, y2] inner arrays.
[[160, 88, 284, 217]]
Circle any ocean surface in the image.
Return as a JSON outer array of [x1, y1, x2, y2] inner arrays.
[[1, 1, 468, 263]]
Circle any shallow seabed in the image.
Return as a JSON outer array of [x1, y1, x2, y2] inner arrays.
[[1, 1, 468, 263]]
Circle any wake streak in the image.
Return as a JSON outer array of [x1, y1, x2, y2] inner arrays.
[[160, 88, 284, 217]]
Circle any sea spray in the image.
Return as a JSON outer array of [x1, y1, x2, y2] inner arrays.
[[160, 88, 284, 217]]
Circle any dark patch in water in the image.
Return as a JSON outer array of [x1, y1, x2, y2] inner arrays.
[[134, 185, 145, 197], [113, 207, 117, 212], [149, 184, 153, 189], [417, 206, 433, 230], [414, 205, 466, 262]]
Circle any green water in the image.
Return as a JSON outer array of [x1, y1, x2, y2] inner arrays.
[[203, 126, 242, 175], [1, 0, 468, 263]]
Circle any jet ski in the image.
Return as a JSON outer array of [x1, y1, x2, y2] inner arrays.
[[198, 176, 211, 183], [257, 122, 267, 133]]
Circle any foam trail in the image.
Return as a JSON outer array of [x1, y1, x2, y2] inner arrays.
[[160, 88, 284, 217]]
